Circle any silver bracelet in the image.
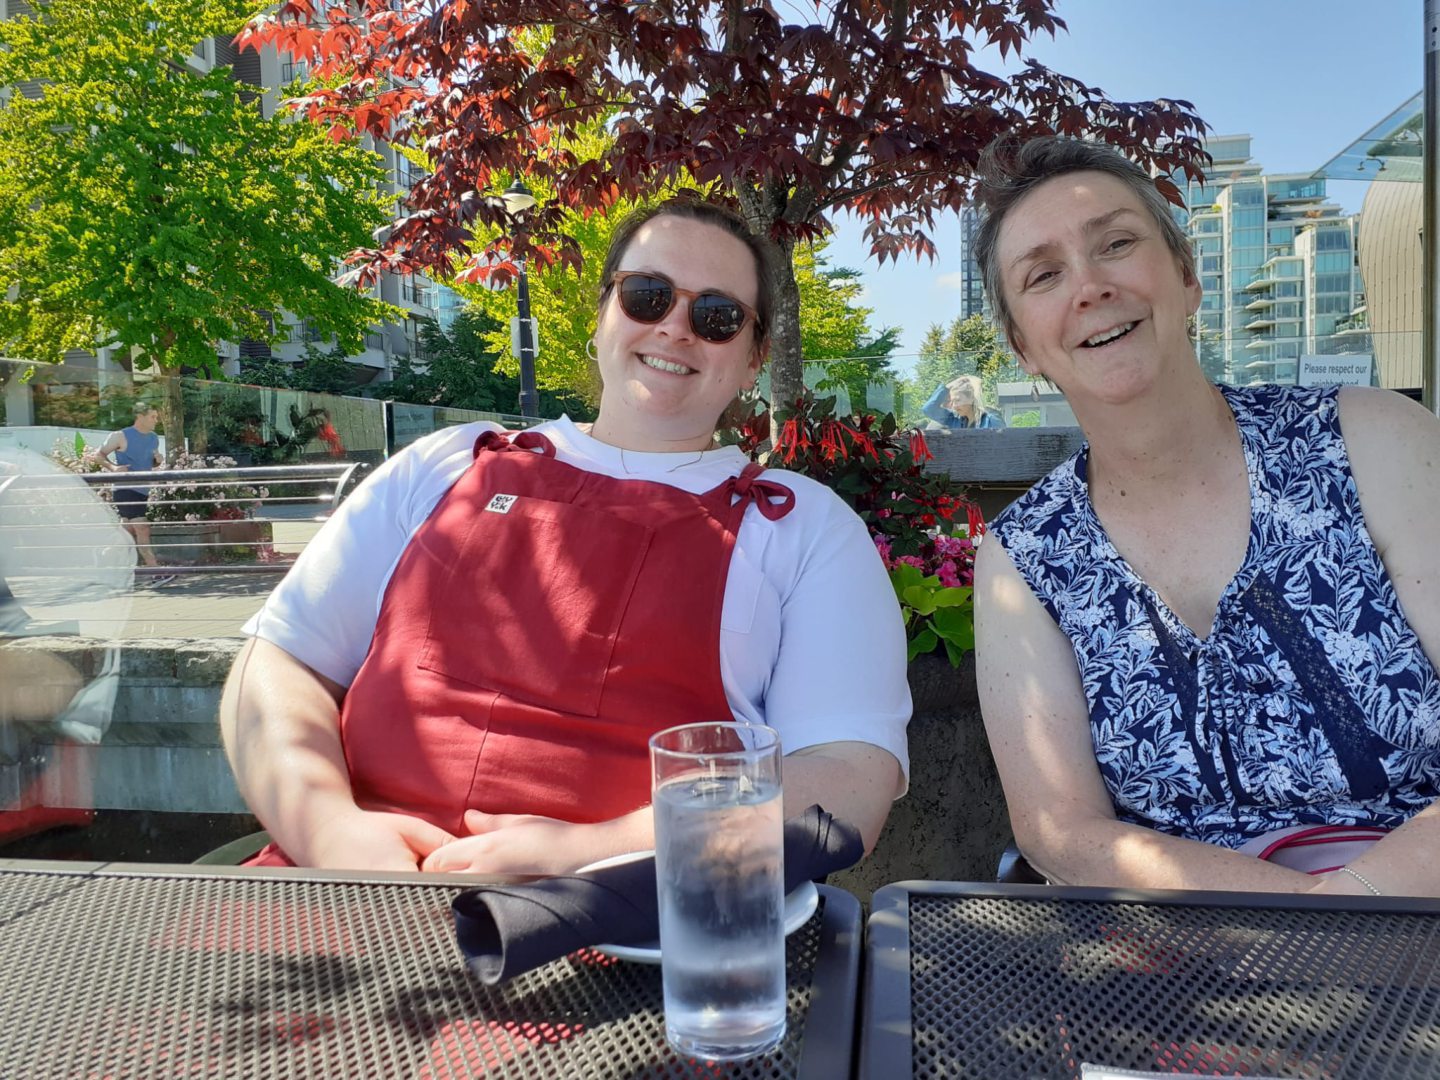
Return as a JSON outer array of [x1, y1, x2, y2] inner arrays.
[[1337, 865, 1382, 896]]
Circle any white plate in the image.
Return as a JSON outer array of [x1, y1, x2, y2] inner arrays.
[[575, 851, 820, 965]]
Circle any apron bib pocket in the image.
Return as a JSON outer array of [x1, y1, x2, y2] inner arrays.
[[418, 496, 653, 717]]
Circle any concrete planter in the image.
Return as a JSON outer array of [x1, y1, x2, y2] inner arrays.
[[152, 519, 273, 565], [828, 651, 1011, 904], [151, 522, 218, 565]]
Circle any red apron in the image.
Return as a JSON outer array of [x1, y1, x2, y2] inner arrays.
[[252, 430, 793, 865]]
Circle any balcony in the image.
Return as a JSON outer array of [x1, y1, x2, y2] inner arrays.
[[1244, 274, 1275, 293], [1244, 316, 1276, 333], [1333, 309, 1369, 337], [1244, 296, 1275, 312], [401, 279, 433, 310]]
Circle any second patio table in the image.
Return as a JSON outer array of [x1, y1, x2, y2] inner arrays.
[[862, 880, 1440, 1079]]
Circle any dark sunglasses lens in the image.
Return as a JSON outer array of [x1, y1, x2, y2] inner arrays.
[[617, 276, 674, 323], [691, 293, 746, 342]]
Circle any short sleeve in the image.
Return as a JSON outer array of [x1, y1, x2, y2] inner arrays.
[[759, 486, 912, 788], [242, 423, 498, 684]]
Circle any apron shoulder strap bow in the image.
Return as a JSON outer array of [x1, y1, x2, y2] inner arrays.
[[728, 463, 795, 521], [473, 429, 557, 459]]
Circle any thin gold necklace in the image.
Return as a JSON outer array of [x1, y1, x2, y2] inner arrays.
[[618, 447, 707, 475]]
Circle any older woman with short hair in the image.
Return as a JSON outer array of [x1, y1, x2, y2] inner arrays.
[[973, 136, 1440, 897]]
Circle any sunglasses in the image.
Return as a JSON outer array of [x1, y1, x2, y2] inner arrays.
[[607, 271, 760, 344]]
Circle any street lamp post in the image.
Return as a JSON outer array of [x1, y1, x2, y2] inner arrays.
[[501, 180, 540, 419]]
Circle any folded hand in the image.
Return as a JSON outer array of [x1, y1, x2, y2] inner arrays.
[[307, 808, 456, 872], [422, 811, 608, 875]]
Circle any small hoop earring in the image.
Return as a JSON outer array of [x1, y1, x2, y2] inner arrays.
[[585, 338, 598, 362]]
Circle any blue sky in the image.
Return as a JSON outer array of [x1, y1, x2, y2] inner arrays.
[[820, 0, 1423, 377]]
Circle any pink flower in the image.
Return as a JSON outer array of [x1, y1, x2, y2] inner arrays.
[[872, 534, 893, 567], [937, 560, 962, 589], [895, 555, 925, 570]]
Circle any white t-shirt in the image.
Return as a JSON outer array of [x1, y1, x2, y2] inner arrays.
[[244, 416, 911, 783]]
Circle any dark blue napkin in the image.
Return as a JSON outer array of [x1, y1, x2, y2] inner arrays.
[[452, 804, 862, 985]]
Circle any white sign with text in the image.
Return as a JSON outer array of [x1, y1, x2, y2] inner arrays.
[[1297, 354, 1374, 388]]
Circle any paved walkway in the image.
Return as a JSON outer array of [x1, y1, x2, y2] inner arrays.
[[5, 517, 322, 639]]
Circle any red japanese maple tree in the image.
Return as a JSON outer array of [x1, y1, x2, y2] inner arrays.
[[238, 0, 1208, 409]]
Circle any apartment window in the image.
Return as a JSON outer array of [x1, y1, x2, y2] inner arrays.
[[1315, 273, 1352, 294], [1233, 208, 1265, 229], [1315, 252, 1351, 274], [1315, 229, 1351, 251], [1232, 185, 1264, 206], [1232, 228, 1264, 250], [281, 60, 310, 83]]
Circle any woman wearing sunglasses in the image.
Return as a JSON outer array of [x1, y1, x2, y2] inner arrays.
[[220, 198, 910, 874]]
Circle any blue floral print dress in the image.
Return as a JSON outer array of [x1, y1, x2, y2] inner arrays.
[[990, 383, 1440, 849]]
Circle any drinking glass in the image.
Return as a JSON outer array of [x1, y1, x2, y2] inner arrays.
[[650, 722, 786, 1061]]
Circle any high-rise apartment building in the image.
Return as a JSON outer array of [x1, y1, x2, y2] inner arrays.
[[1170, 135, 1367, 387], [954, 206, 989, 322]]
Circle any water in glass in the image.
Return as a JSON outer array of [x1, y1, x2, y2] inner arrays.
[[654, 771, 786, 1060]]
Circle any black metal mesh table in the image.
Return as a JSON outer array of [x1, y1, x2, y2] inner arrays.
[[0, 859, 860, 1079], [862, 881, 1440, 1079]]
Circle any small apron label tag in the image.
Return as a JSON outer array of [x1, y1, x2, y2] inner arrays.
[[486, 494, 518, 514]]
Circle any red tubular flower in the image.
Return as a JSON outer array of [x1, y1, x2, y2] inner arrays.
[[849, 429, 879, 461], [909, 428, 934, 464], [819, 420, 846, 461], [966, 500, 987, 538], [777, 417, 809, 464]]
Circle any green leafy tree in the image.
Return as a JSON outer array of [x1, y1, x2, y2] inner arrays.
[[238, 342, 358, 395], [798, 249, 901, 414], [0, 0, 394, 371], [1195, 325, 1228, 384], [373, 309, 592, 419]]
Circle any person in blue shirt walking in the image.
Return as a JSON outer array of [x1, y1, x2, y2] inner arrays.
[[99, 403, 172, 584], [921, 374, 1004, 430]]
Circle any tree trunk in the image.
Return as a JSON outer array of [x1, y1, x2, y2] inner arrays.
[[756, 231, 801, 434]]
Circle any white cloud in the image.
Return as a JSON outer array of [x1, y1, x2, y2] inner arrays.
[[935, 272, 967, 291]]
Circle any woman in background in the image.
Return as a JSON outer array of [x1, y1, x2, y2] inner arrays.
[[921, 374, 1004, 430]]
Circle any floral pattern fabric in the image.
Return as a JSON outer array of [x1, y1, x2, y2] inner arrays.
[[991, 383, 1440, 848]]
